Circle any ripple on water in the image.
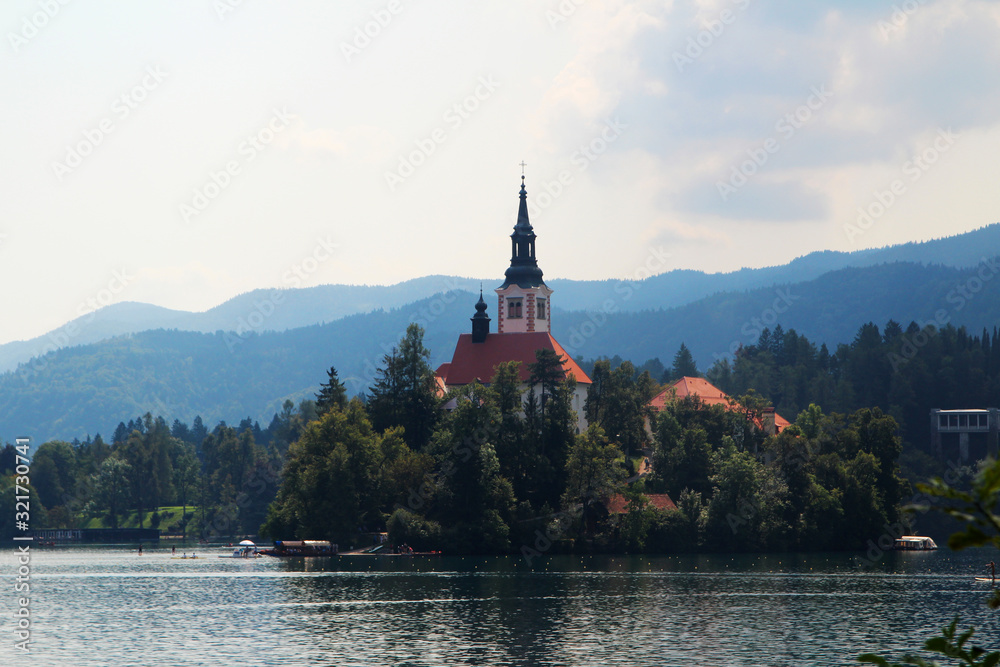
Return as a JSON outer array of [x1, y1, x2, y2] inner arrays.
[[1, 547, 998, 666]]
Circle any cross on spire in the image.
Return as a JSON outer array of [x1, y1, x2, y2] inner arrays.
[[519, 160, 527, 176]]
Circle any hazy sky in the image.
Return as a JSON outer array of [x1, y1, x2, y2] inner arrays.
[[2, 0, 999, 344]]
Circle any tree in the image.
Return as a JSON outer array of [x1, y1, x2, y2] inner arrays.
[[490, 361, 528, 498], [118, 414, 175, 529], [0, 443, 16, 474], [315, 365, 348, 415], [525, 350, 578, 508], [670, 342, 699, 381], [87, 457, 133, 530], [190, 416, 209, 450], [30, 441, 77, 513], [171, 444, 199, 539], [585, 360, 655, 460], [529, 348, 566, 427], [367, 324, 439, 450], [859, 458, 1000, 666], [431, 382, 516, 553], [563, 425, 625, 533], [261, 400, 394, 543]]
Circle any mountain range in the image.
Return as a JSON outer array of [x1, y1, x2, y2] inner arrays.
[[3, 224, 1000, 442]]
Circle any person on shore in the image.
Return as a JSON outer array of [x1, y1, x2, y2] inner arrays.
[[138, 544, 142, 556]]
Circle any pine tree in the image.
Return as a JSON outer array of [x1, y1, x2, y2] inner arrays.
[[367, 324, 439, 450], [671, 342, 699, 380], [315, 366, 348, 415]]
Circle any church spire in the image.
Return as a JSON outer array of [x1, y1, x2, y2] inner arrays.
[[471, 286, 490, 343], [515, 175, 532, 233], [500, 174, 545, 290]]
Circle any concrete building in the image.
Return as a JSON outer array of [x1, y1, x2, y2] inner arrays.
[[930, 408, 1000, 461]]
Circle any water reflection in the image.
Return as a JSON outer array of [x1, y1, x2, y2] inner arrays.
[[1, 547, 998, 666]]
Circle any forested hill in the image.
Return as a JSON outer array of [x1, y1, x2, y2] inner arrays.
[[3, 224, 999, 373], [559, 259, 1000, 367], [3, 258, 1000, 443]]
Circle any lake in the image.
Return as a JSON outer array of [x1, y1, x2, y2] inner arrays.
[[2, 545, 999, 666]]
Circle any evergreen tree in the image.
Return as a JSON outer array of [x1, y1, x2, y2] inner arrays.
[[563, 425, 625, 534], [190, 416, 208, 452], [671, 342, 699, 381], [367, 324, 439, 451], [315, 365, 348, 415]]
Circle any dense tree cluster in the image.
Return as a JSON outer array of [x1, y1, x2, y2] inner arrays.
[[705, 321, 1000, 475], [0, 401, 317, 540], [4, 320, 929, 554], [640, 397, 909, 552]]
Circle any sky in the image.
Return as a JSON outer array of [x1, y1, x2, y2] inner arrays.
[[2, 0, 999, 344]]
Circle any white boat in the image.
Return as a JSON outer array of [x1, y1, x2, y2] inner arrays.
[[220, 540, 261, 558], [892, 535, 938, 550]]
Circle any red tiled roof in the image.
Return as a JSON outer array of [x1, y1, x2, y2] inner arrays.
[[650, 376, 730, 411], [606, 493, 677, 514], [649, 376, 790, 433], [436, 332, 592, 387]]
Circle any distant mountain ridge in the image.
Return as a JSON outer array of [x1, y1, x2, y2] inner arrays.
[[5, 254, 1000, 443], [4, 224, 999, 374]]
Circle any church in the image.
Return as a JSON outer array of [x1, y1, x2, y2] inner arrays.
[[434, 175, 592, 432]]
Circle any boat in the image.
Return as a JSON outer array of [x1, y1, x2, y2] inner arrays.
[[340, 543, 442, 557], [260, 540, 338, 557], [219, 540, 262, 558], [219, 548, 262, 558], [892, 535, 938, 550]]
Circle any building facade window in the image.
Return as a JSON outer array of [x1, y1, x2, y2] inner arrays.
[[508, 298, 523, 319], [536, 298, 546, 320]]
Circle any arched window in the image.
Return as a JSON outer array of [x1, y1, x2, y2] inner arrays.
[[508, 298, 523, 319]]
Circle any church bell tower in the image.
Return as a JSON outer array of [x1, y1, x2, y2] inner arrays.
[[495, 175, 552, 334]]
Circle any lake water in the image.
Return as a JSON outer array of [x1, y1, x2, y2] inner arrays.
[[2, 546, 999, 666]]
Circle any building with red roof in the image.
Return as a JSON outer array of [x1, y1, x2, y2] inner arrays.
[[650, 376, 790, 435], [605, 493, 677, 515], [435, 175, 591, 432]]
